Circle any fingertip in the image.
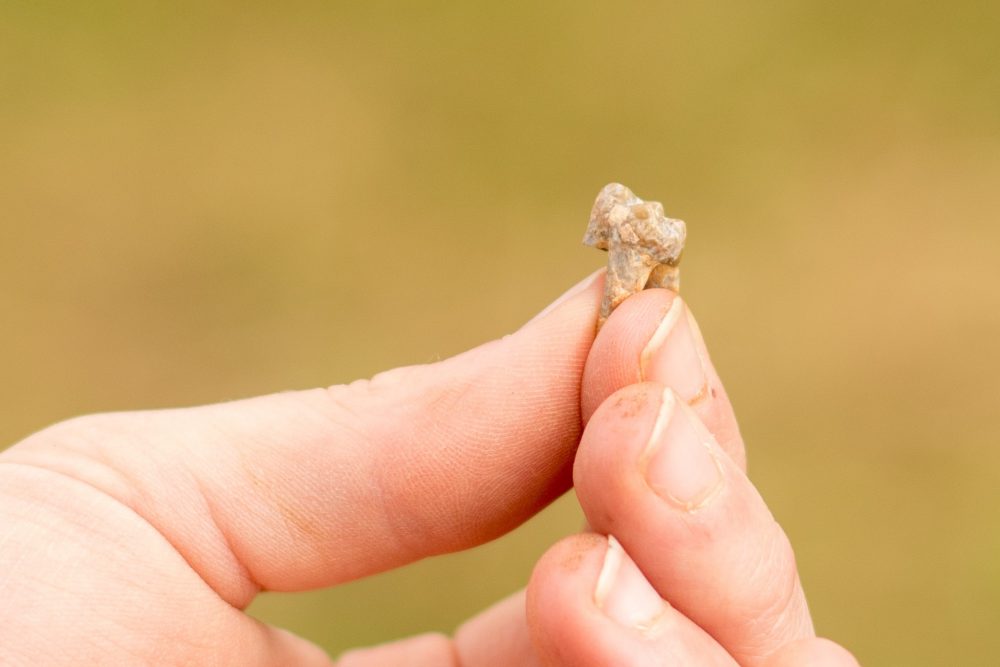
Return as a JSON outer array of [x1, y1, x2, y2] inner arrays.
[[581, 289, 746, 471], [523, 269, 605, 330], [527, 534, 609, 666], [572, 382, 665, 528], [518, 269, 604, 348], [528, 533, 739, 667], [582, 289, 678, 423], [765, 637, 862, 667], [528, 533, 607, 615]]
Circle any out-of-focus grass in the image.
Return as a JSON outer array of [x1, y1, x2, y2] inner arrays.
[[2, 2, 999, 663]]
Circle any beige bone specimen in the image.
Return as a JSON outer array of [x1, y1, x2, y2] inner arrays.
[[583, 183, 686, 328]]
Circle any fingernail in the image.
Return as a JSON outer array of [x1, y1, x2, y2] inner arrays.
[[594, 536, 668, 634], [643, 388, 723, 511], [639, 298, 709, 404], [526, 269, 603, 326]]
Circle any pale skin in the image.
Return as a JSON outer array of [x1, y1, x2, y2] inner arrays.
[[0, 271, 859, 666]]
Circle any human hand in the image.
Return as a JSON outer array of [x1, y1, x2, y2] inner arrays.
[[0, 272, 857, 665], [523, 287, 859, 666]]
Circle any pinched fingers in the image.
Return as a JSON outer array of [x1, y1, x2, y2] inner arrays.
[[583, 289, 746, 471], [574, 382, 814, 666]]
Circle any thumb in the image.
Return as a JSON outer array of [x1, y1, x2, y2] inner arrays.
[[6, 271, 603, 608]]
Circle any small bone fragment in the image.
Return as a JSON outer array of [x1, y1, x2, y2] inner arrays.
[[583, 183, 686, 328]]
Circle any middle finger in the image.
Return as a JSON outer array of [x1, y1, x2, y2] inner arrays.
[[574, 382, 814, 666]]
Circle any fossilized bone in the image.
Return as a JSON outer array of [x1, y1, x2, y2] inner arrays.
[[583, 183, 686, 329]]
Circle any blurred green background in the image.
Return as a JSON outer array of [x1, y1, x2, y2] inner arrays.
[[2, 2, 999, 664]]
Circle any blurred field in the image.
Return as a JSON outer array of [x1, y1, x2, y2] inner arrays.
[[2, 2, 999, 663]]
